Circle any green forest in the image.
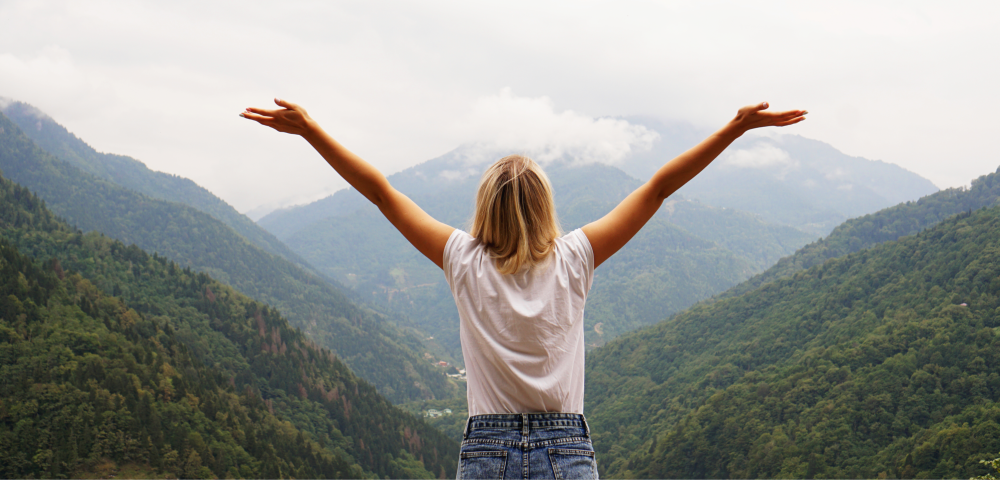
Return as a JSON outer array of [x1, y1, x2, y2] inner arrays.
[[0, 172, 456, 478], [0, 107, 455, 405], [586, 203, 1000, 478]]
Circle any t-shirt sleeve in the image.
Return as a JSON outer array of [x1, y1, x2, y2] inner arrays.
[[442, 229, 469, 288], [567, 229, 595, 291]]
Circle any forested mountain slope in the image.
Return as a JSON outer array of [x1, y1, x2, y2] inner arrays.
[[620, 121, 939, 235], [0, 111, 455, 403], [261, 146, 813, 357], [0, 174, 456, 478], [723, 167, 1000, 299], [0, 100, 306, 269], [585, 204, 1000, 478]]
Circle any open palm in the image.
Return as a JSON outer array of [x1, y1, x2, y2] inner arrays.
[[734, 102, 807, 131]]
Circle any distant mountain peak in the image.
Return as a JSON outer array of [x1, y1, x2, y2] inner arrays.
[[0, 98, 53, 122], [616, 121, 939, 235]]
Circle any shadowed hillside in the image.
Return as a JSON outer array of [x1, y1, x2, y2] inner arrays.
[[0, 172, 457, 478], [0, 109, 456, 403]]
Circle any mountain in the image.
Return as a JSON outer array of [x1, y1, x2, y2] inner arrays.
[[260, 145, 815, 358], [619, 118, 939, 235], [0, 100, 307, 270], [0, 108, 456, 404], [584, 176, 1000, 478], [722, 166, 1000, 299], [0, 172, 457, 478]]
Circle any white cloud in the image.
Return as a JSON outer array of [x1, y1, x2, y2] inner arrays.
[[0, 47, 107, 116], [438, 169, 478, 181], [1, 1, 999, 213], [456, 88, 658, 166], [824, 168, 850, 180], [723, 144, 797, 170]]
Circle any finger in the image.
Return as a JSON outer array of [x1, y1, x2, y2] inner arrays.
[[762, 109, 805, 118], [738, 102, 766, 116], [779, 109, 807, 117], [246, 107, 284, 116], [774, 116, 806, 127], [275, 98, 301, 111], [240, 112, 275, 128], [240, 111, 274, 122]]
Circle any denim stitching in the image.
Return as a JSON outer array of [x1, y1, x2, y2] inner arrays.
[[548, 448, 595, 457], [462, 436, 591, 449], [460, 450, 507, 458], [549, 448, 564, 480], [548, 447, 597, 480], [458, 450, 507, 480]]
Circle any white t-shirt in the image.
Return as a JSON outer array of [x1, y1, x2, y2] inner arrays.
[[442, 228, 595, 416]]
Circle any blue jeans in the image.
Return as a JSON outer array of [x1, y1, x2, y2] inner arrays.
[[457, 413, 599, 479]]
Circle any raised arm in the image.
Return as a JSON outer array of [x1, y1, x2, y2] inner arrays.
[[241, 99, 454, 268], [581, 102, 806, 268]]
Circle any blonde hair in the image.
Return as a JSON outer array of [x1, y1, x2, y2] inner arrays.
[[471, 155, 562, 274]]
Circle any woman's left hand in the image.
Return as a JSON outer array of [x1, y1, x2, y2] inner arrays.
[[240, 98, 316, 136], [730, 102, 807, 132]]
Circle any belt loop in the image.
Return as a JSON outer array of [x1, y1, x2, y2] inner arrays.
[[463, 416, 472, 440], [582, 414, 591, 437], [521, 413, 529, 437]]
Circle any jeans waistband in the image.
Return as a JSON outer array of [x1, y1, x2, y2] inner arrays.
[[464, 413, 590, 438]]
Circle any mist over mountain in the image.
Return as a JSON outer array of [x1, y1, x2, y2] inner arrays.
[[620, 117, 939, 235]]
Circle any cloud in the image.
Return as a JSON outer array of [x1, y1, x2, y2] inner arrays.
[[2, 1, 995, 212], [722, 143, 797, 170], [0, 47, 98, 113], [455, 88, 658, 166]]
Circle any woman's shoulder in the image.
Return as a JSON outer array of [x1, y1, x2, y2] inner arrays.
[[443, 230, 481, 274], [446, 229, 478, 251], [555, 229, 595, 274], [557, 229, 593, 254]]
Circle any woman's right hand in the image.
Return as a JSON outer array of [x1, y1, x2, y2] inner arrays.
[[729, 102, 807, 133], [241, 98, 316, 137], [239, 97, 456, 269]]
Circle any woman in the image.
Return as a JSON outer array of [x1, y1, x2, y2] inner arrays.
[[241, 100, 805, 479]]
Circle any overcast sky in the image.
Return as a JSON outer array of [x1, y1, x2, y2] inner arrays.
[[1, 1, 998, 215]]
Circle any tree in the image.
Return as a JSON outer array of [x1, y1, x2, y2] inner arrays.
[[973, 454, 1000, 480]]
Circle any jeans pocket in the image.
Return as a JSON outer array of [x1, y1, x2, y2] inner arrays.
[[548, 447, 598, 480], [459, 450, 508, 480]]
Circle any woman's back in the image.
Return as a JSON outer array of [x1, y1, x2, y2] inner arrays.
[[444, 228, 595, 416]]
